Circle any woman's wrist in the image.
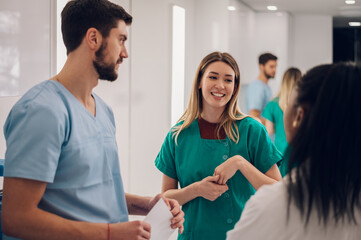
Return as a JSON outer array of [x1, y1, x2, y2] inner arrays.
[[190, 181, 201, 198], [234, 155, 244, 170]]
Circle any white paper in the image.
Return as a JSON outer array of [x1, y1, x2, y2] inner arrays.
[[144, 199, 176, 240]]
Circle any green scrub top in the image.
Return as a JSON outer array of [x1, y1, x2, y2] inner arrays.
[[262, 97, 288, 177], [155, 117, 282, 240]]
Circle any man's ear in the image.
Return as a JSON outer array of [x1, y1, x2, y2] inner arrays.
[[259, 64, 264, 71], [85, 27, 102, 51], [292, 106, 305, 128]]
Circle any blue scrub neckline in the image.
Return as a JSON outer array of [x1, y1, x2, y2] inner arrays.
[[50, 80, 98, 120]]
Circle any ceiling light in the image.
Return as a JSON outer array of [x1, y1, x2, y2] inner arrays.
[[345, 0, 356, 4], [349, 21, 361, 26], [267, 6, 278, 11], [228, 6, 236, 11]]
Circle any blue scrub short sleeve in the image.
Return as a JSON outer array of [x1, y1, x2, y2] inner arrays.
[[155, 130, 178, 180], [262, 101, 275, 123], [4, 102, 65, 183], [246, 82, 264, 112], [247, 121, 282, 173]]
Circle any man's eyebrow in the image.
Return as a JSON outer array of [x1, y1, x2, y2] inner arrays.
[[120, 34, 128, 41]]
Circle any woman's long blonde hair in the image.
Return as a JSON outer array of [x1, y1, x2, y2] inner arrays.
[[173, 52, 246, 143], [277, 67, 302, 111]]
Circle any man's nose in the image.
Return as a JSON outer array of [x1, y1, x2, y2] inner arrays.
[[120, 46, 128, 58]]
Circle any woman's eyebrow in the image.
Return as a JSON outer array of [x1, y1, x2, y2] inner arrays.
[[209, 71, 233, 77], [209, 71, 219, 75]]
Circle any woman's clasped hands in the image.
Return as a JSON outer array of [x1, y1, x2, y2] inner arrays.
[[214, 155, 243, 185], [197, 155, 245, 201], [196, 175, 228, 201]]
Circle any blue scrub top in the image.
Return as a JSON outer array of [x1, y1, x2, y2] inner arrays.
[[3, 80, 128, 239], [246, 79, 272, 114]]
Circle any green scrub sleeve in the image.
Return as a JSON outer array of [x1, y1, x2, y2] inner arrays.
[[155, 130, 178, 180], [247, 121, 283, 173], [262, 100, 275, 123]]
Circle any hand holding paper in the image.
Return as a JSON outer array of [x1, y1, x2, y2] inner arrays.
[[144, 198, 176, 240]]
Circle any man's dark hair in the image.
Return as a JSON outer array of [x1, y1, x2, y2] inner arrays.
[[287, 62, 361, 226], [258, 53, 277, 65], [61, 0, 132, 55]]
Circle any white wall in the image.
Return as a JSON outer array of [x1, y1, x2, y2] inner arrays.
[[228, 1, 256, 86], [291, 15, 333, 73], [129, 0, 172, 195], [128, 0, 197, 197], [254, 12, 291, 97], [0, 0, 53, 158], [193, 0, 230, 64], [227, 0, 255, 111]]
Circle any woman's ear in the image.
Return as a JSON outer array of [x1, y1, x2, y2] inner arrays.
[[292, 106, 305, 128]]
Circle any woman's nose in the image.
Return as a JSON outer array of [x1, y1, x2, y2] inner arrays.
[[215, 80, 225, 89]]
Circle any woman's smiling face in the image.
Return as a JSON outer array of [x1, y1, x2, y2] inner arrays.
[[199, 61, 235, 114]]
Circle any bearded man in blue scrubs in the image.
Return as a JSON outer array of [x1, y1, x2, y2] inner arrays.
[[246, 53, 277, 124], [1, 1, 184, 239]]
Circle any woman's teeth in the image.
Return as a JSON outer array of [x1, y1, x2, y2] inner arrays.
[[211, 92, 225, 97]]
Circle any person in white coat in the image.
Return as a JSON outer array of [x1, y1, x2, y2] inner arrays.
[[227, 62, 361, 240]]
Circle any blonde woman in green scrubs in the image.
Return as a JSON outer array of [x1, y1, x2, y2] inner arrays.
[[155, 52, 282, 240], [262, 67, 301, 177]]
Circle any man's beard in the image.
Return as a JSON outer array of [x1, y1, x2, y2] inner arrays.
[[93, 41, 122, 82], [264, 69, 275, 79]]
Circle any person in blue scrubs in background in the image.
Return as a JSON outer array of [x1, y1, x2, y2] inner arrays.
[[246, 53, 278, 124], [1, 1, 184, 239]]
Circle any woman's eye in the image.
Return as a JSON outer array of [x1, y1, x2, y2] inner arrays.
[[209, 76, 217, 80], [226, 79, 233, 83]]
